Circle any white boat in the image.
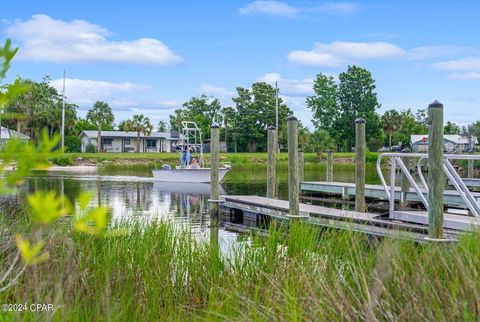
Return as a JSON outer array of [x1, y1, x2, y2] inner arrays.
[[152, 121, 231, 183], [152, 167, 230, 183]]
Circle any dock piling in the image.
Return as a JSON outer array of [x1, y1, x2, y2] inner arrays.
[[355, 118, 366, 213], [210, 123, 220, 219], [326, 150, 333, 182], [468, 159, 474, 178], [299, 149, 304, 184], [287, 116, 300, 217], [267, 125, 276, 198], [401, 156, 410, 207], [427, 100, 444, 239]]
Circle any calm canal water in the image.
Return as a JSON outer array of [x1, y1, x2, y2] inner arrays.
[[20, 165, 383, 250]]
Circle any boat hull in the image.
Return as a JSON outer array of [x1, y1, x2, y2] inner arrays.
[[152, 168, 230, 183]]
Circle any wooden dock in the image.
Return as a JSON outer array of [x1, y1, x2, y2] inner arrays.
[[219, 195, 472, 241], [300, 181, 480, 208]]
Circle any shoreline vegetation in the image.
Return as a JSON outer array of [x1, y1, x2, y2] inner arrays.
[[48, 152, 381, 168], [2, 219, 480, 320]]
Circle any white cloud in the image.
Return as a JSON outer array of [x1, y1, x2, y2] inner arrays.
[[256, 73, 314, 95], [50, 78, 147, 106], [307, 2, 358, 16], [288, 41, 405, 67], [433, 57, 480, 71], [111, 99, 179, 110], [199, 84, 234, 97], [5, 14, 182, 64], [238, 1, 357, 18], [449, 72, 480, 80], [239, 1, 299, 17], [407, 46, 478, 60]]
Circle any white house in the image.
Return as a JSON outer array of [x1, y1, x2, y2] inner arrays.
[[411, 134, 477, 153], [0, 126, 30, 146], [80, 130, 180, 153]]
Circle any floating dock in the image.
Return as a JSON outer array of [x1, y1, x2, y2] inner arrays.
[[300, 181, 480, 208], [219, 195, 476, 241]]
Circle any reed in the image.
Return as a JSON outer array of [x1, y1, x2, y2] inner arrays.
[[1, 219, 480, 321]]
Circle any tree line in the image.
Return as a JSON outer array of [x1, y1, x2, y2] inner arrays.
[[2, 65, 479, 153]]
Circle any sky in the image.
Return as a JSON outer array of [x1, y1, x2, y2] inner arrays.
[[1, 0, 480, 130]]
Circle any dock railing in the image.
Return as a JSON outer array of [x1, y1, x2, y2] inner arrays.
[[376, 152, 480, 218]]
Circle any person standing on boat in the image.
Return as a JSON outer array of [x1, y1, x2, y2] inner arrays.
[[181, 147, 192, 167]]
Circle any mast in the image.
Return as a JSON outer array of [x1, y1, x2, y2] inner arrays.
[[275, 81, 279, 152], [275, 81, 278, 134], [61, 69, 66, 150]]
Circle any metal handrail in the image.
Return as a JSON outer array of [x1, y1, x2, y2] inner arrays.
[[377, 152, 480, 218]]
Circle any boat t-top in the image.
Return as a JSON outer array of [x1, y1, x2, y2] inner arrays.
[[152, 121, 231, 183]]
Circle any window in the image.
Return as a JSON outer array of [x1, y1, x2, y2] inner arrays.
[[124, 139, 131, 145], [102, 138, 113, 146], [146, 139, 157, 148]]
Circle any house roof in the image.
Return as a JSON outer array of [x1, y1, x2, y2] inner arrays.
[[81, 130, 179, 140], [0, 127, 30, 140], [411, 134, 478, 145]]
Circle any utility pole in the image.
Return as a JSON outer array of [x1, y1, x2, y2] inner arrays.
[[275, 81, 279, 152], [61, 69, 66, 151]]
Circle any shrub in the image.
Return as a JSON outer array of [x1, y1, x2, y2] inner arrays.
[[51, 155, 73, 166], [65, 136, 81, 153], [85, 143, 96, 153]]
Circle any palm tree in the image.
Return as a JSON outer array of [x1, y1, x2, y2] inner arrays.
[[382, 109, 403, 149], [86, 101, 114, 152], [125, 114, 153, 153]]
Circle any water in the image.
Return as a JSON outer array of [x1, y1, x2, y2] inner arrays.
[[17, 165, 382, 252]]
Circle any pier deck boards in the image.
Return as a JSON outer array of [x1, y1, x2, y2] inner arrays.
[[220, 195, 462, 241], [301, 181, 480, 207]]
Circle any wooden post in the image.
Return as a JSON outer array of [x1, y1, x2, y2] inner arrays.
[[355, 118, 366, 213], [427, 100, 444, 239], [326, 149, 333, 182], [400, 156, 410, 207], [287, 116, 299, 217], [267, 125, 276, 198], [468, 159, 474, 178], [210, 123, 220, 219], [298, 149, 304, 184]]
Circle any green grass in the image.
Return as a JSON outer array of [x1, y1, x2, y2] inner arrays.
[[61, 152, 381, 169], [1, 220, 480, 320]]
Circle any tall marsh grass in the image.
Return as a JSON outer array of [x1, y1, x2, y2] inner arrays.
[[1, 220, 479, 320]]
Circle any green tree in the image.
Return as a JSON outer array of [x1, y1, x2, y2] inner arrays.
[[382, 109, 404, 148], [180, 95, 223, 139], [306, 129, 336, 155], [222, 106, 235, 152], [392, 109, 428, 147], [157, 120, 168, 132], [169, 109, 187, 133], [86, 101, 114, 153], [123, 114, 153, 153], [306, 73, 338, 134], [232, 82, 292, 152], [5, 77, 74, 142], [337, 66, 382, 149], [444, 121, 460, 134], [308, 66, 382, 150], [461, 122, 480, 151]]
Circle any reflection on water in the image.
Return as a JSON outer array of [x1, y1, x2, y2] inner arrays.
[[20, 165, 382, 253]]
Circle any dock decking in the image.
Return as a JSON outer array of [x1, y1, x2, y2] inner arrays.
[[220, 195, 471, 241], [301, 181, 480, 208]]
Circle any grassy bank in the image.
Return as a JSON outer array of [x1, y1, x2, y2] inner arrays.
[[1, 220, 480, 320], [55, 152, 381, 169]]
